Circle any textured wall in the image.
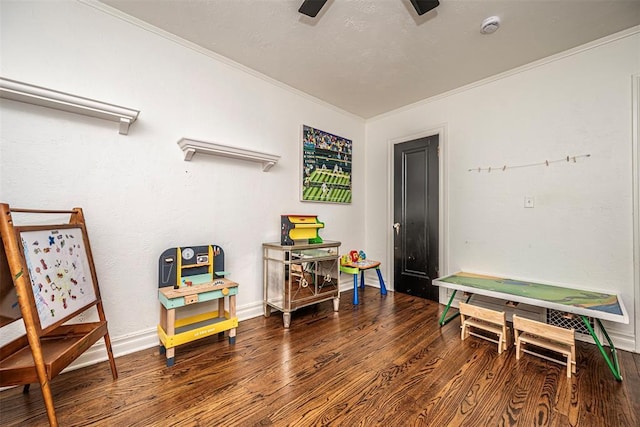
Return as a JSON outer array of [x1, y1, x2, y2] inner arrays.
[[365, 31, 640, 349], [0, 1, 365, 349]]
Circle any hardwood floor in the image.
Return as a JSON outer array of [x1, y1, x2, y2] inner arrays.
[[1, 289, 639, 426]]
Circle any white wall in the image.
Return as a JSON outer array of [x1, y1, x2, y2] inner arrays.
[[365, 30, 640, 350], [1, 0, 639, 366], [0, 1, 366, 355]]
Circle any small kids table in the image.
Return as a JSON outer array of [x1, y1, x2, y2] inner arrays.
[[340, 260, 387, 305], [433, 271, 629, 381]]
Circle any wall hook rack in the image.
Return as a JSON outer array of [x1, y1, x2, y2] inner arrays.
[[469, 154, 591, 173]]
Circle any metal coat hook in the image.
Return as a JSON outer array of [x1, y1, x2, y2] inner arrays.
[[469, 154, 591, 173]]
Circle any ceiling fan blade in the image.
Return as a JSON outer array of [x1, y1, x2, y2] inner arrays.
[[410, 0, 440, 16], [298, 0, 328, 18]]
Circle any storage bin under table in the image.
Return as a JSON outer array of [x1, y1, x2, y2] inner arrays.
[[158, 278, 238, 366]]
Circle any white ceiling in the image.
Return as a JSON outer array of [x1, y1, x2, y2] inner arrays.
[[99, 0, 640, 119]]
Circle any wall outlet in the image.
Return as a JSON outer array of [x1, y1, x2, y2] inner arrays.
[[524, 196, 535, 208]]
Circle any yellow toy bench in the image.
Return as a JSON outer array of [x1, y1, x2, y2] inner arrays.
[[513, 314, 576, 378], [459, 302, 510, 354]]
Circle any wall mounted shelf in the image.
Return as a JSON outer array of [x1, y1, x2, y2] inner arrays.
[[0, 77, 140, 135], [177, 138, 280, 172]]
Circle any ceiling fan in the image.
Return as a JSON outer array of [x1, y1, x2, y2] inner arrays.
[[298, 0, 440, 18]]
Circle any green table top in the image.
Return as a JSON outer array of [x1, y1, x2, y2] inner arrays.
[[434, 272, 628, 324]]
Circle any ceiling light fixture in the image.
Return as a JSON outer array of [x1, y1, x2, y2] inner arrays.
[[410, 0, 440, 16], [298, 0, 328, 18], [298, 0, 440, 18], [480, 16, 501, 34]]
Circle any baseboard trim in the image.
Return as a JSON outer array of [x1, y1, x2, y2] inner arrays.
[[64, 300, 265, 373], [65, 278, 384, 371]]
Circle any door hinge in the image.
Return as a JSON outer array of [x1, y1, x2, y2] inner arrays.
[[437, 145, 440, 158]]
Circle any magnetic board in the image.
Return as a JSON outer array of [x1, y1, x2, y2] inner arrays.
[[18, 225, 97, 330]]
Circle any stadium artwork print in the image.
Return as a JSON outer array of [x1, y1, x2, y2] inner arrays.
[[301, 125, 352, 204]]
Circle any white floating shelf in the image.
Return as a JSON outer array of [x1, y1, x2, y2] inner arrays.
[[0, 77, 140, 135], [177, 138, 280, 172]]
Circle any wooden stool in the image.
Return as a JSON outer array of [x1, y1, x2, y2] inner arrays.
[[513, 314, 576, 378], [459, 302, 510, 354]]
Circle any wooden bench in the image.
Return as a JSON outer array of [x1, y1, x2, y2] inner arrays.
[[459, 302, 510, 354], [513, 314, 576, 378]]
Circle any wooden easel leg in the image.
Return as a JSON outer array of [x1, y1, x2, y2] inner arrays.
[[96, 301, 117, 379], [41, 379, 58, 427], [103, 332, 118, 380]]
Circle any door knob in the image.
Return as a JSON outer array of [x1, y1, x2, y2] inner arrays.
[[393, 222, 401, 235]]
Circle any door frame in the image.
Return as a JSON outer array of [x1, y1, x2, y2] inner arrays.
[[386, 124, 449, 303], [632, 73, 639, 353]]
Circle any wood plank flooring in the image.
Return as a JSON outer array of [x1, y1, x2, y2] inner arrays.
[[1, 288, 638, 426]]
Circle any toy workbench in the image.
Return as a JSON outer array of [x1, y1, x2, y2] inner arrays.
[[157, 245, 238, 367]]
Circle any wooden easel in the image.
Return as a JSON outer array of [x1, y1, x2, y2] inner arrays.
[[0, 204, 117, 426]]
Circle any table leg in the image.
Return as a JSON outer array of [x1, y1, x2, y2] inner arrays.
[[218, 297, 226, 340], [360, 270, 365, 289], [438, 291, 472, 326], [352, 273, 359, 305], [580, 316, 622, 381], [159, 304, 167, 355], [166, 308, 175, 367], [375, 267, 387, 295], [283, 312, 291, 328], [229, 293, 237, 344], [218, 298, 225, 320]]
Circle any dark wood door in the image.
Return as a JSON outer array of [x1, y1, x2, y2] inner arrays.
[[393, 135, 439, 301]]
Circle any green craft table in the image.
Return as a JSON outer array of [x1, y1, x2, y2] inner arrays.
[[433, 272, 629, 381]]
